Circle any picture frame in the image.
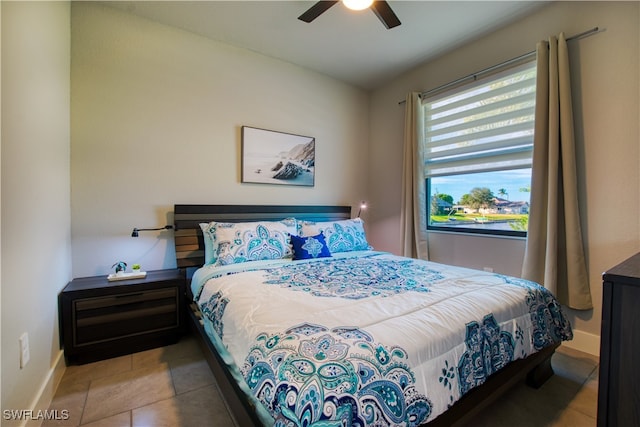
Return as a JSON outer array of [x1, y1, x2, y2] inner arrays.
[[241, 126, 315, 186]]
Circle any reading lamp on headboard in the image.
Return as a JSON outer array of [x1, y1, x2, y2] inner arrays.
[[131, 225, 174, 237], [357, 201, 367, 218]]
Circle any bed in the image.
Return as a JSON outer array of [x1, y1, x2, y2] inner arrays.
[[173, 204, 572, 426]]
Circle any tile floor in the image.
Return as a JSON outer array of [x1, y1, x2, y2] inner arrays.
[[44, 336, 599, 427]]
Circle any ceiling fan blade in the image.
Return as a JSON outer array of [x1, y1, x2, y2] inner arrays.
[[371, 1, 401, 29], [298, 1, 339, 23]]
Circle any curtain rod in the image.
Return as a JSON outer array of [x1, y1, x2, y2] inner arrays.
[[398, 26, 601, 105]]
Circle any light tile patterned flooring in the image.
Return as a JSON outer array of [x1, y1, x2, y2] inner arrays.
[[45, 336, 599, 426]]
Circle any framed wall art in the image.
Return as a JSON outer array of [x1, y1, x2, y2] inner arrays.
[[241, 126, 315, 186]]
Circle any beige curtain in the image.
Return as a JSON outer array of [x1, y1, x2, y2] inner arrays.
[[400, 92, 429, 260], [522, 34, 593, 310]]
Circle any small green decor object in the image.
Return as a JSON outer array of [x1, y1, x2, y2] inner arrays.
[[112, 261, 127, 274], [132, 263, 141, 271]]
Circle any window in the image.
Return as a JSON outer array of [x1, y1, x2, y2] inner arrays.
[[424, 59, 536, 237]]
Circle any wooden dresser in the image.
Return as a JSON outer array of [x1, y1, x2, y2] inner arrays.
[[598, 252, 640, 426]]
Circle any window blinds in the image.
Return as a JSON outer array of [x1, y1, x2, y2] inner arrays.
[[423, 60, 537, 178]]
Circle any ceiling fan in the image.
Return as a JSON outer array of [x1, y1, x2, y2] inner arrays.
[[298, 0, 401, 29]]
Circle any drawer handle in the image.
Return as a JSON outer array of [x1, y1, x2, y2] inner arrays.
[[116, 293, 143, 298]]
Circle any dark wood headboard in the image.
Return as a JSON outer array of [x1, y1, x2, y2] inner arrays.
[[173, 204, 352, 268]]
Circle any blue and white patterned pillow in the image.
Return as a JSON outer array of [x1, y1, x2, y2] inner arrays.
[[199, 222, 219, 265], [299, 218, 372, 253], [290, 233, 332, 260], [214, 218, 297, 266]]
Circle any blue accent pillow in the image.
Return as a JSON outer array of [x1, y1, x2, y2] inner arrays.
[[291, 233, 332, 260]]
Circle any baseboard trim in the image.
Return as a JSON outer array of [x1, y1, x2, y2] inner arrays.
[[562, 329, 600, 357], [24, 350, 66, 427]]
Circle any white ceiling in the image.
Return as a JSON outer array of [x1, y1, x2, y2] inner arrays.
[[103, 1, 547, 90]]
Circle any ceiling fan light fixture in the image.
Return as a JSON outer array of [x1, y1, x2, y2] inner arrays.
[[298, 0, 400, 29], [343, 0, 374, 11]]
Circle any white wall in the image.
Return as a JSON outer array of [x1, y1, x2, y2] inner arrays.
[[71, 3, 370, 278], [369, 1, 640, 353], [1, 0, 71, 420]]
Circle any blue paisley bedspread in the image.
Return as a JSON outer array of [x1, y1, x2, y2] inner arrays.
[[192, 251, 572, 426]]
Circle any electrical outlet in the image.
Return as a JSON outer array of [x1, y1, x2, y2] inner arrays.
[[19, 333, 30, 368]]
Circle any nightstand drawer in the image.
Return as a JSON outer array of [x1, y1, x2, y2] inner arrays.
[[75, 288, 176, 310], [73, 288, 179, 346]]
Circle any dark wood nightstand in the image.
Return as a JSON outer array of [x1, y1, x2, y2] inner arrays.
[[59, 269, 186, 364]]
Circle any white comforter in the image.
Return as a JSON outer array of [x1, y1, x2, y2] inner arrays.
[[191, 251, 572, 426]]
